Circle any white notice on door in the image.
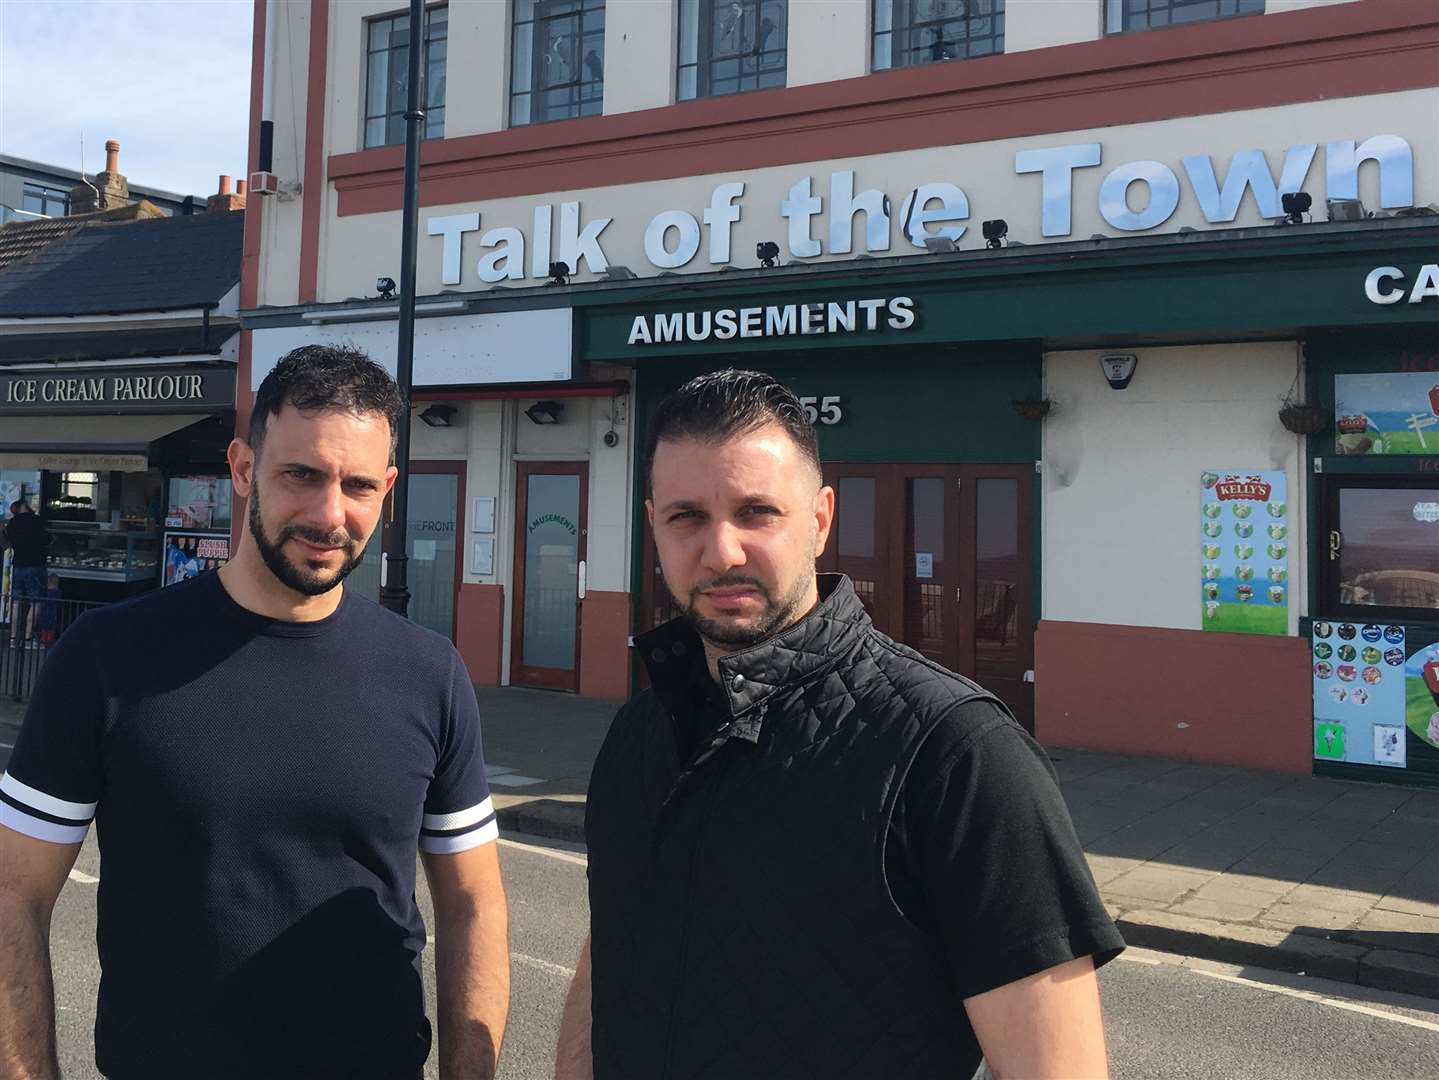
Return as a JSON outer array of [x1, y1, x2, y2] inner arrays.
[[413, 540, 437, 561], [915, 552, 934, 579]]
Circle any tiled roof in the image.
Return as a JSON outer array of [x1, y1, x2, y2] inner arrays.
[[0, 206, 240, 317]]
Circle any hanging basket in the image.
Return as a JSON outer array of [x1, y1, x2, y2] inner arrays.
[[1278, 402, 1330, 436], [1012, 398, 1053, 422]]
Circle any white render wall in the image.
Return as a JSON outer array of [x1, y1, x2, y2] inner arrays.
[[786, 0, 870, 86], [1005, 1, 1101, 54], [1041, 342, 1307, 634]]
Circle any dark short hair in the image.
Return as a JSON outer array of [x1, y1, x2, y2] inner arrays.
[[9, 499, 28, 514], [645, 369, 820, 491], [248, 345, 405, 458]]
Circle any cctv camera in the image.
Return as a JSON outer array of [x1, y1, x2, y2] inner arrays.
[[602, 430, 619, 448]]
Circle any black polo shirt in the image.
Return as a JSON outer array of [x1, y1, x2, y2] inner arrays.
[[0, 572, 496, 1079]]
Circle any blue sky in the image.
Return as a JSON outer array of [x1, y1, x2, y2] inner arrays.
[[0, 0, 253, 198]]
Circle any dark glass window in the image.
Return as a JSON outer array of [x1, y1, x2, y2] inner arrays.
[[873, 0, 1003, 72], [364, 5, 447, 149], [510, 0, 605, 127], [21, 182, 69, 218], [677, 0, 787, 101], [1106, 0, 1263, 34]]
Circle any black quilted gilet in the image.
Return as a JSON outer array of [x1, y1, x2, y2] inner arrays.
[[586, 576, 999, 1080]]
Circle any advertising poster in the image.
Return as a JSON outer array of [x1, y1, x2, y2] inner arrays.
[[1311, 621, 1408, 768], [1406, 633, 1439, 772], [1334, 373, 1439, 455], [1200, 470, 1288, 635], [162, 531, 230, 587]]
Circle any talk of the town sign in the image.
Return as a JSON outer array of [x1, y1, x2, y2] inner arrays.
[[425, 135, 1417, 286]]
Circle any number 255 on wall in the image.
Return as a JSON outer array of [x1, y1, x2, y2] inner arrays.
[[799, 396, 843, 425]]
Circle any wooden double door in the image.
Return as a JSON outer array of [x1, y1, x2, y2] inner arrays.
[[639, 461, 1035, 728], [818, 463, 1035, 730]]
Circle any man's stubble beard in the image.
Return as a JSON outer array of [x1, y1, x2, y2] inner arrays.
[[674, 530, 819, 652], [247, 477, 367, 597]]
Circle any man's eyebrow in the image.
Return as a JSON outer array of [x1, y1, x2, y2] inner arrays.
[[657, 499, 704, 515], [277, 462, 383, 486]]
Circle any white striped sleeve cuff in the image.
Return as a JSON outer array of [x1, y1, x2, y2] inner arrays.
[[419, 795, 498, 854], [0, 772, 95, 845]]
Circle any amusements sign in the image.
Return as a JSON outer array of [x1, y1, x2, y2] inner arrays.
[[1200, 470, 1288, 636], [1313, 621, 1439, 785], [1334, 373, 1439, 455]]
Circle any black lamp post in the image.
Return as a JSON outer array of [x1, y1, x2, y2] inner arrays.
[[378, 0, 425, 617]]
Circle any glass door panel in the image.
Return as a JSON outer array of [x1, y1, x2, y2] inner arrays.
[[512, 462, 588, 691], [973, 476, 1025, 714], [821, 466, 895, 634], [1327, 480, 1439, 617], [408, 472, 459, 639]]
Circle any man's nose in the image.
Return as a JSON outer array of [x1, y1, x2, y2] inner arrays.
[[699, 520, 746, 573], [312, 481, 348, 535]]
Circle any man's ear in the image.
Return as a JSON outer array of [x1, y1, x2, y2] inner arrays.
[[384, 465, 399, 497], [645, 499, 656, 528], [813, 484, 835, 558], [228, 438, 256, 498]]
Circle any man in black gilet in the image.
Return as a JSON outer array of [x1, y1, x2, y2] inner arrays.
[[556, 369, 1122, 1080]]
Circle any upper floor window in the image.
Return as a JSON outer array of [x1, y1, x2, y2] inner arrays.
[[677, 0, 788, 101], [1106, 0, 1263, 34], [22, 182, 69, 218], [511, 0, 605, 127], [364, 5, 447, 149], [873, 0, 1003, 72]]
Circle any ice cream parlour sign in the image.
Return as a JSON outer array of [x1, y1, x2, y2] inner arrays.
[[0, 366, 234, 415]]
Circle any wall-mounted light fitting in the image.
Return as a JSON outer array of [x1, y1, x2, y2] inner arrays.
[[419, 404, 455, 428], [548, 261, 571, 285], [375, 276, 397, 299], [525, 400, 564, 425], [1099, 353, 1138, 390], [982, 219, 1008, 249], [756, 241, 780, 268]]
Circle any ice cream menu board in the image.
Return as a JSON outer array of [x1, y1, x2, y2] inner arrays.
[[1313, 621, 1439, 784], [1200, 470, 1288, 636], [1334, 372, 1439, 455]]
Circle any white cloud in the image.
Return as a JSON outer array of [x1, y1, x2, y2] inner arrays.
[[0, 0, 252, 197]]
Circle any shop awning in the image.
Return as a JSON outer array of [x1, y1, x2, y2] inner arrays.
[[0, 413, 213, 472]]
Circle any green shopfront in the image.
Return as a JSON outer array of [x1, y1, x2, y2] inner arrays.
[[577, 217, 1439, 783]]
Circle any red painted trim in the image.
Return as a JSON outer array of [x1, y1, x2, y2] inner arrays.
[[579, 591, 632, 702], [298, 0, 330, 304], [413, 380, 629, 401], [457, 583, 505, 686], [329, 0, 1438, 217], [1034, 620, 1312, 774]]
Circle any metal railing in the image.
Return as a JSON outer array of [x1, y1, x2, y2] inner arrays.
[[1, 595, 107, 702]]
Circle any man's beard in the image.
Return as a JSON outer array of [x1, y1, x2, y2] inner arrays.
[[677, 566, 814, 651], [247, 479, 366, 597]]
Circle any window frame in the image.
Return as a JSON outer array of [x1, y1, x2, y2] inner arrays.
[[362, 3, 448, 150], [677, 0, 789, 102], [1105, 0, 1264, 36], [509, 0, 606, 128], [21, 182, 69, 218], [872, 0, 1005, 73]]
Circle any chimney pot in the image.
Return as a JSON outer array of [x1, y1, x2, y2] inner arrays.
[[236, 179, 247, 196], [217, 174, 232, 195], [104, 140, 120, 174]]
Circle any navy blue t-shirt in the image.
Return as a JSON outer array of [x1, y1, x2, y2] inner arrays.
[[0, 571, 495, 1079]]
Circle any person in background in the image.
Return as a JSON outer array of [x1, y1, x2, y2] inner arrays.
[[35, 574, 63, 648], [4, 500, 49, 648]]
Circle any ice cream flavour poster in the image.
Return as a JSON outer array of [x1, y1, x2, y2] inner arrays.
[[1334, 372, 1439, 456], [1200, 470, 1288, 636]]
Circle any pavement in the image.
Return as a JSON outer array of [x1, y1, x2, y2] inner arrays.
[[472, 686, 1439, 1001], [6, 686, 1438, 1000]]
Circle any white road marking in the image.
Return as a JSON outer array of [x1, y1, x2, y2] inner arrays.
[[67, 868, 98, 884], [424, 934, 575, 979], [513, 951, 577, 980], [1116, 952, 1162, 966], [0, 742, 14, 749], [498, 836, 588, 866], [488, 774, 545, 787], [1188, 968, 1439, 1033]]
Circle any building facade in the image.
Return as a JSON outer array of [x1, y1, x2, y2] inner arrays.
[[1, 142, 198, 223], [243, 0, 1439, 782]]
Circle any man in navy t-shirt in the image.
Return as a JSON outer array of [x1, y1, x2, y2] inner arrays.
[[0, 346, 509, 1079]]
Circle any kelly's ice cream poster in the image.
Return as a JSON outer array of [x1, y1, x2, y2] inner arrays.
[[1200, 470, 1288, 636], [1406, 635, 1439, 776], [1334, 372, 1439, 456]]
